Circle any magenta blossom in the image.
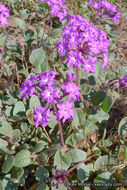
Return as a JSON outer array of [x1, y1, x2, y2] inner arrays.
[[19, 75, 36, 99], [62, 82, 80, 102], [57, 15, 110, 74], [119, 75, 127, 88], [40, 86, 60, 104], [40, 0, 67, 21], [0, 4, 10, 27], [46, 165, 70, 189], [61, 71, 80, 102], [87, 0, 120, 23], [33, 105, 52, 127], [38, 71, 56, 87], [56, 101, 75, 123]]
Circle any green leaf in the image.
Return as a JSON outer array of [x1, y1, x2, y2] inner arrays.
[[94, 172, 114, 190], [94, 63, 106, 82], [68, 149, 86, 163], [54, 150, 71, 171], [37, 183, 49, 190], [19, 169, 29, 186], [97, 109, 109, 123], [29, 48, 45, 65], [35, 166, 49, 183], [117, 66, 127, 78], [75, 108, 86, 127], [14, 150, 31, 167], [11, 167, 24, 182], [92, 147, 101, 156], [40, 152, 48, 162], [20, 9, 30, 19], [3, 174, 18, 190], [0, 34, 6, 46], [0, 120, 13, 137], [84, 120, 98, 135], [105, 24, 111, 34], [3, 95, 15, 105], [105, 71, 116, 81], [77, 164, 90, 182], [29, 95, 41, 111], [91, 90, 106, 106], [94, 155, 118, 172], [118, 117, 127, 144], [32, 141, 46, 153], [0, 139, 8, 148], [15, 18, 25, 29], [0, 181, 4, 190], [102, 139, 112, 147], [48, 111, 57, 128], [24, 29, 34, 42], [52, 183, 67, 190], [88, 75, 96, 85], [5, 106, 13, 117], [12, 129, 21, 142], [40, 55, 50, 73], [2, 155, 15, 173], [13, 101, 25, 116], [101, 95, 113, 112], [108, 52, 115, 63], [81, 84, 91, 95]]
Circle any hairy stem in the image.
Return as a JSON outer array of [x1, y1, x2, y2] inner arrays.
[[53, 104, 65, 149], [67, 155, 94, 174], [42, 125, 52, 143]]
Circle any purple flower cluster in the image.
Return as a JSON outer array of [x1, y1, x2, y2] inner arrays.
[[47, 165, 70, 189], [57, 15, 110, 73], [0, 4, 10, 27], [87, 0, 120, 23], [33, 106, 52, 128], [119, 75, 127, 88], [19, 75, 36, 99], [20, 71, 80, 127], [40, 0, 67, 21]]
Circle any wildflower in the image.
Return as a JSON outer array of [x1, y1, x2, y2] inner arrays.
[[40, 0, 67, 21], [40, 86, 60, 104], [0, 4, 10, 27], [56, 101, 75, 123], [61, 71, 80, 102], [87, 0, 120, 23], [19, 75, 36, 99], [57, 15, 110, 74], [38, 71, 56, 87], [119, 75, 127, 87], [33, 105, 52, 127], [46, 165, 70, 189]]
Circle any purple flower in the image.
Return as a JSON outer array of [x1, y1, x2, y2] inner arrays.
[[119, 75, 127, 87], [20, 75, 36, 99], [33, 105, 52, 127], [57, 15, 110, 74], [87, 0, 120, 23], [46, 165, 70, 190], [61, 71, 80, 102], [40, 0, 67, 21], [56, 101, 75, 123], [40, 86, 60, 104], [38, 71, 56, 87], [0, 4, 10, 27]]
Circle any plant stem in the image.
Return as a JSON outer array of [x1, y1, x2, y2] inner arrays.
[[76, 66, 79, 86], [58, 120, 65, 149], [53, 104, 65, 149], [0, 47, 10, 87], [42, 125, 52, 143], [67, 155, 94, 174]]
